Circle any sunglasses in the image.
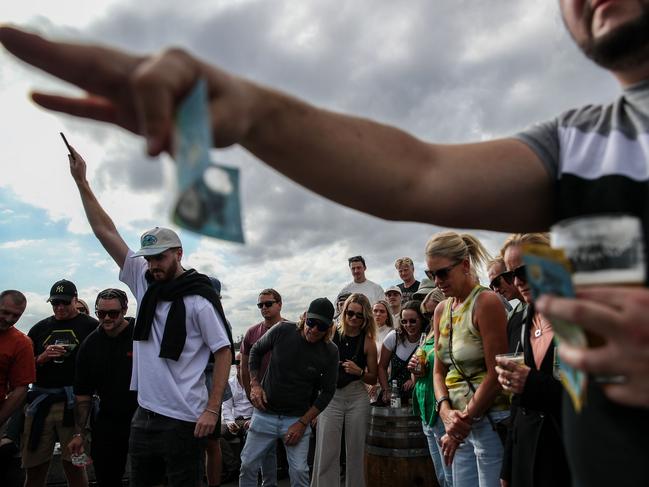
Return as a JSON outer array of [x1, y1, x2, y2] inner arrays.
[[143, 249, 178, 263], [400, 318, 419, 325], [306, 318, 331, 331], [511, 265, 527, 283], [345, 310, 364, 320], [51, 299, 71, 307], [424, 261, 460, 281], [257, 300, 277, 309], [96, 309, 122, 319], [489, 271, 514, 291]]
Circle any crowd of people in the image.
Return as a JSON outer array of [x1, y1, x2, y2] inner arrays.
[[0, 224, 617, 487], [2, 2, 649, 486]]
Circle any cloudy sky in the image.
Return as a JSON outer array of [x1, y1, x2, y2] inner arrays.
[[1, 1, 621, 338]]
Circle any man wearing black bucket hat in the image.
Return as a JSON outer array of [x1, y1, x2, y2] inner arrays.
[[23, 279, 97, 487], [240, 298, 339, 487]]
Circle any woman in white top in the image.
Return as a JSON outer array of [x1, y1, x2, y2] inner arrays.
[[378, 301, 425, 405]]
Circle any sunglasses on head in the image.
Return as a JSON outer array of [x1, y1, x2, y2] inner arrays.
[[424, 261, 460, 281], [345, 310, 364, 320], [400, 318, 419, 325], [511, 265, 527, 283], [489, 271, 514, 291], [51, 299, 71, 307], [257, 300, 276, 309], [96, 309, 122, 319], [306, 318, 331, 331]]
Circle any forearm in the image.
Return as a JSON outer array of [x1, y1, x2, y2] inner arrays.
[[377, 365, 389, 390], [206, 347, 231, 410], [240, 355, 252, 399], [239, 86, 553, 231], [465, 372, 501, 418], [241, 89, 432, 222], [74, 178, 127, 267], [73, 395, 93, 434], [299, 405, 320, 425], [0, 386, 28, 425]]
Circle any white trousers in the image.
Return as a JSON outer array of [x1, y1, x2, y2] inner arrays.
[[311, 380, 369, 487]]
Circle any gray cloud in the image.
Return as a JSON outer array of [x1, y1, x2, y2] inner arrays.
[[7, 0, 624, 331]]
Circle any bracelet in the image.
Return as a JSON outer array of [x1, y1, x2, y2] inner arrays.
[[297, 418, 308, 427], [205, 408, 220, 416], [435, 396, 451, 413]]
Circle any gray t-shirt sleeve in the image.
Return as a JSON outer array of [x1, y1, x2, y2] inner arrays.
[[512, 117, 560, 180]]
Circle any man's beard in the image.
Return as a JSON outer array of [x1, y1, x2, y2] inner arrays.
[[578, 4, 649, 71]]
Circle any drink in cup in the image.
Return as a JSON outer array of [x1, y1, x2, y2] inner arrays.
[[496, 352, 525, 367], [551, 214, 644, 382]]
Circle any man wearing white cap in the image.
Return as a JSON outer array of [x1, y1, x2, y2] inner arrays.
[[68, 148, 233, 487], [384, 285, 403, 325]]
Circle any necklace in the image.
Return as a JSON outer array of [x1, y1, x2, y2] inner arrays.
[[533, 318, 551, 338]]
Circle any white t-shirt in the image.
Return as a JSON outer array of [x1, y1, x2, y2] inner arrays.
[[382, 329, 419, 361], [375, 325, 392, 353], [120, 250, 231, 421], [339, 279, 385, 305], [222, 376, 253, 423]]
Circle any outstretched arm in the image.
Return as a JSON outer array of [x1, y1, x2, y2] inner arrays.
[[68, 147, 129, 268], [0, 25, 553, 232]]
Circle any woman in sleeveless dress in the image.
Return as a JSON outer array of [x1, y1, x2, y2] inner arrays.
[[428, 231, 509, 487]]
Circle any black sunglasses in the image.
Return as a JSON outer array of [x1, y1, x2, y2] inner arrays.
[[257, 300, 277, 309], [489, 271, 514, 291], [425, 261, 460, 281], [400, 318, 419, 325], [511, 265, 527, 283], [306, 318, 331, 331], [96, 309, 122, 319], [51, 299, 71, 307], [345, 310, 364, 320]]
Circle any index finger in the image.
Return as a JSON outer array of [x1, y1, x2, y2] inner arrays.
[[536, 294, 622, 339], [575, 286, 649, 312], [0, 26, 140, 98]]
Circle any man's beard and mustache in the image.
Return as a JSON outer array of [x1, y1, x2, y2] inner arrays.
[[576, 3, 649, 72]]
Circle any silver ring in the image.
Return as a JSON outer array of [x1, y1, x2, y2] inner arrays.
[[505, 379, 511, 386]]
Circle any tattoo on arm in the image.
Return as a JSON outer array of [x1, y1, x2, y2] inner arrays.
[[74, 399, 93, 433]]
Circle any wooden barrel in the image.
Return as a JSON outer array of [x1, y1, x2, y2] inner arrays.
[[364, 406, 439, 487]]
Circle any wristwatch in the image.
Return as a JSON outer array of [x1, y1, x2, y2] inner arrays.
[[435, 396, 450, 413]]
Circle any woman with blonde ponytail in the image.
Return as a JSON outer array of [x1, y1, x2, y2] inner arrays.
[[427, 231, 509, 487]]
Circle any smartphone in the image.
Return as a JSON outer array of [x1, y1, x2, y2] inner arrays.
[[60, 132, 73, 155]]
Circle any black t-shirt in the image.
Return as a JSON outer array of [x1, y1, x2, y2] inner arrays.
[[398, 281, 420, 304], [74, 318, 138, 419], [333, 330, 367, 389], [29, 313, 98, 388]]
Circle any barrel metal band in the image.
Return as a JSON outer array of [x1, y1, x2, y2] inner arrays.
[[367, 430, 426, 439], [365, 445, 430, 458]]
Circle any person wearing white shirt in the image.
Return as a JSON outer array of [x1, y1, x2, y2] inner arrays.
[[338, 256, 385, 305]]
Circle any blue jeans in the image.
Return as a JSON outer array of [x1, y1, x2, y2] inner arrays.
[[240, 410, 311, 487], [451, 410, 509, 487], [422, 417, 452, 487]]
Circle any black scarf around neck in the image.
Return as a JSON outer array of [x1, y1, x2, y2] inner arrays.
[[133, 269, 234, 361]]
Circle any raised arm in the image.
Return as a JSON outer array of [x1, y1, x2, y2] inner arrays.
[[68, 147, 129, 268], [0, 26, 553, 232]]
